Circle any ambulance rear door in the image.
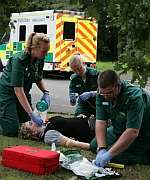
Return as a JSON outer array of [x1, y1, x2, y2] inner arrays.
[[55, 13, 77, 72], [76, 18, 98, 65]]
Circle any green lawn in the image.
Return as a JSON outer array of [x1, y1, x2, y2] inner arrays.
[[96, 61, 114, 71], [0, 135, 150, 180], [0, 65, 149, 179]]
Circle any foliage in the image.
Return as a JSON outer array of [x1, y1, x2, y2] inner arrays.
[[71, 0, 118, 61], [107, 0, 150, 87], [0, 0, 150, 86], [0, 0, 26, 39], [76, 0, 150, 87]]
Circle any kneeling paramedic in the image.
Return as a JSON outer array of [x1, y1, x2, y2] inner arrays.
[[91, 70, 150, 167], [0, 32, 51, 136]]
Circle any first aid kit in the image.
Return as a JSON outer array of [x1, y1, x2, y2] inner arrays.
[[2, 145, 60, 175]]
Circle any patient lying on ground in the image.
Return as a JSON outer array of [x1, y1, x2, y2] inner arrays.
[[19, 115, 95, 149]]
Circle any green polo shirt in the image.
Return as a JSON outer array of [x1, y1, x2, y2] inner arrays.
[[0, 51, 44, 95], [69, 67, 98, 95], [96, 81, 150, 136]]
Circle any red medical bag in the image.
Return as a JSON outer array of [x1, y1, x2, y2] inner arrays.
[[2, 145, 60, 175]]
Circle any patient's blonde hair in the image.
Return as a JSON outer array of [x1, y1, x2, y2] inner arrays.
[[18, 123, 40, 140]]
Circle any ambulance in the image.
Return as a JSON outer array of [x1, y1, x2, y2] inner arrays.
[[0, 10, 98, 73]]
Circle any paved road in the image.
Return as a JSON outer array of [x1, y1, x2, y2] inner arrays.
[[1, 72, 150, 114], [31, 77, 75, 114], [0, 72, 74, 114]]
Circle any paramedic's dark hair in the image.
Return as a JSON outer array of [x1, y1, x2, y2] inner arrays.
[[25, 32, 50, 54], [97, 70, 121, 89]]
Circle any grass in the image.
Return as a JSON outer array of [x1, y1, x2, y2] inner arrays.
[[0, 67, 149, 179], [96, 61, 114, 71], [0, 135, 94, 180], [96, 61, 132, 81], [1, 135, 150, 180]]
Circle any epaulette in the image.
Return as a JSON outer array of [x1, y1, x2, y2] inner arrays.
[[70, 73, 77, 80]]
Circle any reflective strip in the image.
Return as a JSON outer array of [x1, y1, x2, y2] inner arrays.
[[55, 14, 97, 71], [77, 21, 97, 60], [77, 38, 96, 60], [79, 21, 96, 39]]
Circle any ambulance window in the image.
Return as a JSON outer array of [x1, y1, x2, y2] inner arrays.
[[63, 22, 75, 40], [34, 25, 47, 34], [19, 25, 26, 41]]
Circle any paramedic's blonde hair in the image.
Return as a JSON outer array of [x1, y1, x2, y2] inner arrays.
[[19, 123, 40, 140], [25, 32, 50, 54], [69, 54, 84, 68]]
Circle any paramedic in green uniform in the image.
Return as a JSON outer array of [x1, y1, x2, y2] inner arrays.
[[93, 70, 150, 166], [69, 54, 98, 117], [0, 32, 51, 136]]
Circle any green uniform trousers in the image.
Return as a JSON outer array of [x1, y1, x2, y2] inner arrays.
[[90, 126, 150, 165], [0, 95, 31, 136]]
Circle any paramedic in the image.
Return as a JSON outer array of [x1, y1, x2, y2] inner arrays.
[[0, 32, 51, 136], [69, 54, 98, 117], [92, 70, 150, 166]]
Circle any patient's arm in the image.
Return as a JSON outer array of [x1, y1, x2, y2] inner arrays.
[[44, 130, 90, 150]]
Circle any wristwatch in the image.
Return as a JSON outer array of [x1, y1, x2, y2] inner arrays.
[[96, 147, 106, 153]]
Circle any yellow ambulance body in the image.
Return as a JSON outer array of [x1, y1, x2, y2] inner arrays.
[[0, 10, 98, 72]]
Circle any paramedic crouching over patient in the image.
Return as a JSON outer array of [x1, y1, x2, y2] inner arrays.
[[92, 70, 150, 166], [0, 32, 51, 136], [69, 54, 98, 117]]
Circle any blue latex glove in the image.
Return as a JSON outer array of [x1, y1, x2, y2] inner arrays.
[[97, 149, 107, 157], [29, 112, 43, 126], [95, 151, 112, 167], [41, 92, 51, 106], [79, 91, 95, 101], [70, 93, 77, 105]]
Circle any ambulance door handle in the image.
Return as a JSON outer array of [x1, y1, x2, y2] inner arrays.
[[93, 36, 96, 41], [72, 45, 75, 48]]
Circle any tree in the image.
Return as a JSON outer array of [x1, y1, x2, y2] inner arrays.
[[1, 0, 149, 86], [76, 0, 150, 86], [108, 0, 150, 86], [0, 0, 26, 39]]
